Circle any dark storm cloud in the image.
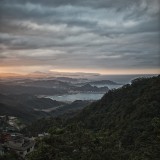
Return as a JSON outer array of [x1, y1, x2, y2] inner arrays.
[[0, 0, 159, 71], [0, 0, 152, 10]]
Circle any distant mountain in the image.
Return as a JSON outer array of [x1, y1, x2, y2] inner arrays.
[[0, 84, 67, 95], [25, 80, 109, 92], [55, 77, 88, 83], [24, 79, 72, 89], [76, 79, 121, 88], [55, 77, 79, 82], [0, 73, 23, 78], [88, 80, 121, 85], [75, 84, 109, 92], [0, 78, 110, 95]]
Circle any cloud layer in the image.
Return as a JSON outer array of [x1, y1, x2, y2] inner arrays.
[[0, 0, 160, 73]]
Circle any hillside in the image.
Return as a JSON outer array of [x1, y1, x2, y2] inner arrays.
[[27, 76, 160, 160], [0, 94, 65, 123], [76, 76, 160, 130], [0, 94, 92, 124], [51, 100, 92, 117]]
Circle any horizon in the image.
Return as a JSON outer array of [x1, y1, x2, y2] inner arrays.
[[0, 70, 159, 76], [0, 68, 159, 76]]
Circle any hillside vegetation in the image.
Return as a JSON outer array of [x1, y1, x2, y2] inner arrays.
[[0, 94, 64, 122], [27, 76, 160, 160]]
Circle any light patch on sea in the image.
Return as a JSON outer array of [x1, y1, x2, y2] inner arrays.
[[45, 93, 104, 102]]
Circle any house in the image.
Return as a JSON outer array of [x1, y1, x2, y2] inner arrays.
[[0, 115, 8, 122], [38, 132, 50, 139], [3, 133, 35, 158]]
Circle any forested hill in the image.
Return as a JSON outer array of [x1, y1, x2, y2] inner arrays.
[[75, 75, 160, 131], [26, 76, 160, 160]]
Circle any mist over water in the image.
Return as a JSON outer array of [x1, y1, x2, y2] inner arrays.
[[46, 93, 104, 102]]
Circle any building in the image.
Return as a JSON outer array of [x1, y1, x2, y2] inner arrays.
[[3, 133, 35, 158], [38, 132, 50, 139], [0, 132, 11, 143]]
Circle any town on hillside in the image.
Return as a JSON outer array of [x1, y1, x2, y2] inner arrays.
[[0, 115, 49, 159]]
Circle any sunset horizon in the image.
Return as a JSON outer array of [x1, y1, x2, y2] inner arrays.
[[0, 68, 159, 76]]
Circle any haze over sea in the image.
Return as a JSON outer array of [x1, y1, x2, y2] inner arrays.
[[42, 74, 157, 102]]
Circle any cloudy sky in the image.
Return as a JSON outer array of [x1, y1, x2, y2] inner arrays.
[[0, 0, 160, 74]]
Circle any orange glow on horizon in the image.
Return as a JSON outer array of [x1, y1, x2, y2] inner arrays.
[[0, 66, 159, 77], [49, 68, 160, 75]]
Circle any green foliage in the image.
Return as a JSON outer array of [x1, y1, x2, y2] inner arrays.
[[28, 124, 125, 160], [0, 153, 19, 160], [22, 117, 63, 136]]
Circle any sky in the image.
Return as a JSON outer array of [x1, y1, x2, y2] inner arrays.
[[0, 0, 160, 75]]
